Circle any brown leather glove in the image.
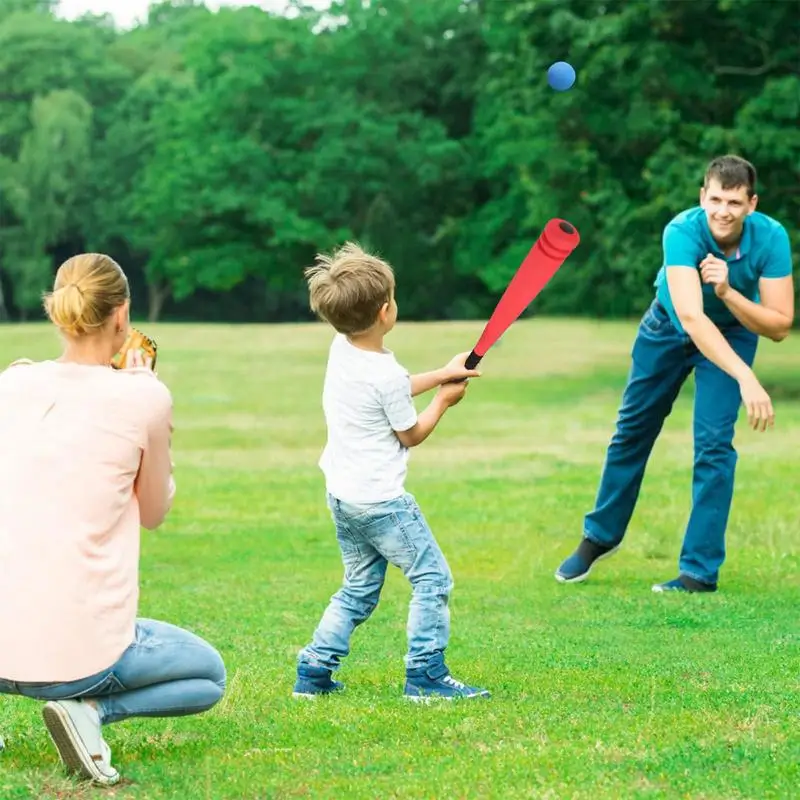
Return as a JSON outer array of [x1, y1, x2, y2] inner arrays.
[[111, 328, 158, 371]]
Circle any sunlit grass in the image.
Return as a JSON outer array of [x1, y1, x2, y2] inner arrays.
[[1, 319, 797, 798]]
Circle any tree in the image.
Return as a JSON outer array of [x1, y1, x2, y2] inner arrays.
[[0, 90, 93, 316]]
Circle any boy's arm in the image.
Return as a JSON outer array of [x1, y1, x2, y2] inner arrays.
[[409, 352, 481, 396], [394, 395, 449, 447], [410, 369, 447, 397], [378, 372, 453, 448]]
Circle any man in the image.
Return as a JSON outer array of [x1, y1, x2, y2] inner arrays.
[[555, 154, 795, 593]]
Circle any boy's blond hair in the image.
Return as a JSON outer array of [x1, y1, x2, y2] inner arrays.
[[304, 242, 395, 335]]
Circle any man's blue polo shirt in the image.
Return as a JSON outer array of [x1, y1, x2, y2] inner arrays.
[[653, 206, 793, 333]]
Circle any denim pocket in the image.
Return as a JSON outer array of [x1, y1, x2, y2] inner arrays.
[[640, 301, 668, 334], [348, 505, 418, 567]]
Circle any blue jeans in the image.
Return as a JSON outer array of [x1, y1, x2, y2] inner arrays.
[[0, 619, 226, 725], [299, 492, 454, 671], [584, 299, 758, 585]]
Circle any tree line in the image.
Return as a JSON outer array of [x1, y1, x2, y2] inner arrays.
[[0, 0, 797, 324]]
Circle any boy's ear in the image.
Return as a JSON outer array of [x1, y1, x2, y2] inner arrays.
[[378, 302, 389, 322]]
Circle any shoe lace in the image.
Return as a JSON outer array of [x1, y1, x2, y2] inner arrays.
[[442, 675, 466, 689]]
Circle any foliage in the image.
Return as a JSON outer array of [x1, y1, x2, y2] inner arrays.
[[0, 0, 796, 322]]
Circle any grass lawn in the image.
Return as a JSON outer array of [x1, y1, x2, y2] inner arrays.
[[0, 318, 798, 799]]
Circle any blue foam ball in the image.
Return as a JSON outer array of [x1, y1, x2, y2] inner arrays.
[[547, 61, 576, 91]]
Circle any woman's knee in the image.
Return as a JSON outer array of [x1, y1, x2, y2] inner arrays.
[[197, 641, 226, 691], [209, 648, 226, 692], [137, 618, 226, 688], [191, 647, 226, 713]]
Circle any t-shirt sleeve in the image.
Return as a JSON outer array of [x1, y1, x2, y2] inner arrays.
[[377, 371, 418, 433], [761, 225, 794, 279], [663, 223, 702, 268]]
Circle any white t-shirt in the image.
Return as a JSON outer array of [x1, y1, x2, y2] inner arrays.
[[319, 334, 418, 504]]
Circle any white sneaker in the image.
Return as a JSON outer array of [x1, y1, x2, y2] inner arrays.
[[42, 700, 119, 785]]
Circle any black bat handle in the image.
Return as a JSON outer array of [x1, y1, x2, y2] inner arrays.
[[464, 349, 482, 371], [447, 349, 482, 383]]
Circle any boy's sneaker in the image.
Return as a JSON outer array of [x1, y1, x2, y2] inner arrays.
[[555, 536, 620, 583], [404, 653, 490, 702], [652, 575, 717, 593], [292, 664, 344, 698], [42, 699, 119, 786]]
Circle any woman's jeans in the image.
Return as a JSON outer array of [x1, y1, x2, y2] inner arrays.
[[0, 619, 226, 725]]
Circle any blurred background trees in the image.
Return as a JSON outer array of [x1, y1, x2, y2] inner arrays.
[[0, 0, 797, 324]]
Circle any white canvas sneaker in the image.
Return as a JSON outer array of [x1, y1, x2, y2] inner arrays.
[[42, 700, 119, 785]]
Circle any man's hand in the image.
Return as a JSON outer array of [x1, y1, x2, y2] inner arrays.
[[738, 373, 774, 432], [700, 253, 730, 298], [441, 351, 482, 384]]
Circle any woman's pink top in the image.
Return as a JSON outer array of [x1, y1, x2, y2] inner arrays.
[[0, 359, 175, 682]]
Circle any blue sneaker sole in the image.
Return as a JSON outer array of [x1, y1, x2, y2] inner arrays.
[[292, 682, 344, 698], [403, 690, 491, 703], [554, 544, 620, 584], [403, 683, 491, 702]]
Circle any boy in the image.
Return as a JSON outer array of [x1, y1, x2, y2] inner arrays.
[[293, 242, 490, 701]]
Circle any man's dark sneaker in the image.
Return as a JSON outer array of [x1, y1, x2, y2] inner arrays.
[[652, 575, 717, 593], [555, 537, 620, 583], [292, 664, 344, 698], [404, 652, 490, 702]]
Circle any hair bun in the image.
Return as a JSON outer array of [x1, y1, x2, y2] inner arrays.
[[41, 253, 130, 338], [45, 283, 87, 336]]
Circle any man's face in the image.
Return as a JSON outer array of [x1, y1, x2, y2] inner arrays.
[[700, 179, 758, 245]]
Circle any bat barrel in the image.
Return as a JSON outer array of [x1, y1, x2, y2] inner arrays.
[[467, 218, 580, 365]]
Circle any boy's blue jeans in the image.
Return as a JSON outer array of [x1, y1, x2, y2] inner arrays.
[[299, 492, 454, 672], [0, 619, 226, 725], [584, 299, 758, 585]]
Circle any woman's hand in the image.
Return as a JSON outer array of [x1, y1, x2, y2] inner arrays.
[[124, 348, 155, 372]]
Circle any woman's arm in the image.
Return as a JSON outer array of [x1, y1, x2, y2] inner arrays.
[[135, 382, 175, 530]]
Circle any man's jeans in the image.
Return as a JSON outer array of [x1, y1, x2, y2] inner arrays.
[[584, 298, 758, 585], [0, 619, 226, 725], [299, 492, 454, 671]]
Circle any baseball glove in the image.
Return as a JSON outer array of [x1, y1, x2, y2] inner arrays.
[[111, 328, 158, 370]]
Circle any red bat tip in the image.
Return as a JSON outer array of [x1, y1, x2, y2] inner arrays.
[[541, 218, 581, 258]]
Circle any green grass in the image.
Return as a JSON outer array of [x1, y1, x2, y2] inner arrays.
[[1, 318, 798, 799]]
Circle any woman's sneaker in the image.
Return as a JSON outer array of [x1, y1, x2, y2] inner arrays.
[[42, 699, 119, 786], [404, 653, 490, 701]]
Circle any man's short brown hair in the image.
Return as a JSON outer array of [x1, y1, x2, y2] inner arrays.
[[704, 154, 757, 197], [304, 242, 395, 334]]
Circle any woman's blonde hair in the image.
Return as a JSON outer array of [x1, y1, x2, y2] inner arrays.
[[42, 253, 130, 337]]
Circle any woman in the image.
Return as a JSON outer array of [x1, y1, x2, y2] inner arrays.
[[0, 254, 225, 786]]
